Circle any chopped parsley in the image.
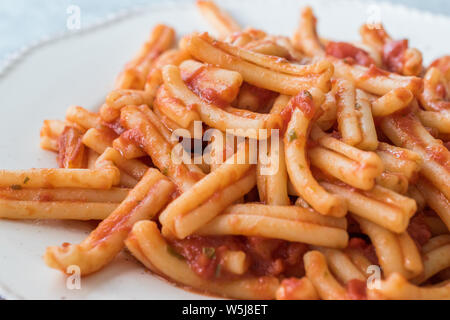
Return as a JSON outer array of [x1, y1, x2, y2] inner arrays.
[[23, 177, 30, 184], [343, 58, 353, 64], [355, 103, 362, 110], [10, 184, 22, 190], [202, 247, 216, 259], [167, 245, 184, 260], [215, 264, 222, 278], [303, 90, 313, 100], [162, 167, 169, 176], [288, 130, 298, 142]]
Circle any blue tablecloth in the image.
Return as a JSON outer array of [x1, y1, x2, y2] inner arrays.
[[1, 0, 449, 67]]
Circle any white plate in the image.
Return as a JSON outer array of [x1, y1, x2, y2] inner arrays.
[[0, 0, 449, 300]]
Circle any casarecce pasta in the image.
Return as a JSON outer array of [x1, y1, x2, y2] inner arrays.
[[2, 0, 450, 300]]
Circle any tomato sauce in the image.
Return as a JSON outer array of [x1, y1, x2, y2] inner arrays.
[[196, 87, 230, 108], [169, 235, 309, 280], [436, 83, 447, 99], [348, 237, 378, 265], [326, 41, 375, 67], [156, 85, 187, 111], [280, 91, 315, 133], [383, 39, 408, 74], [182, 65, 230, 108], [390, 111, 428, 149], [57, 126, 85, 168], [122, 128, 145, 150], [361, 64, 390, 80], [242, 83, 278, 110], [391, 111, 450, 171], [182, 64, 206, 85], [169, 236, 240, 279], [346, 279, 368, 300], [426, 145, 450, 172], [379, 145, 412, 161], [91, 182, 163, 246], [407, 212, 432, 249], [102, 118, 126, 136]]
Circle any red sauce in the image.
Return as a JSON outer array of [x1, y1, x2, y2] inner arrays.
[[346, 279, 367, 300], [390, 111, 428, 149], [62, 242, 71, 248], [169, 235, 308, 280], [91, 182, 162, 246], [182, 65, 207, 86], [280, 105, 295, 133], [196, 87, 230, 108], [392, 111, 450, 170], [330, 130, 342, 140], [182, 65, 230, 108], [378, 144, 411, 160], [114, 133, 143, 157], [348, 238, 378, 265], [407, 212, 432, 248], [102, 118, 126, 136], [306, 139, 319, 149], [156, 85, 187, 111], [436, 83, 447, 99], [57, 126, 85, 168], [246, 238, 308, 277], [36, 193, 52, 202], [242, 83, 278, 110], [122, 128, 145, 149], [426, 145, 450, 172], [346, 215, 362, 234], [280, 91, 315, 134], [383, 39, 408, 74], [361, 64, 390, 79], [170, 236, 241, 279], [395, 87, 413, 103], [326, 42, 375, 67]]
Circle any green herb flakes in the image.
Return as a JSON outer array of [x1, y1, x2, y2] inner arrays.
[[288, 131, 298, 142], [167, 246, 184, 260], [202, 247, 216, 259]]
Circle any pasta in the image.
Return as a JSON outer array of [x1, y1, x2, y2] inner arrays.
[[1, 1, 449, 300]]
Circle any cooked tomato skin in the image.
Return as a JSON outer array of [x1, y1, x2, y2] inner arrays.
[[383, 39, 408, 73], [326, 41, 375, 67], [170, 235, 309, 279], [346, 279, 368, 300]]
